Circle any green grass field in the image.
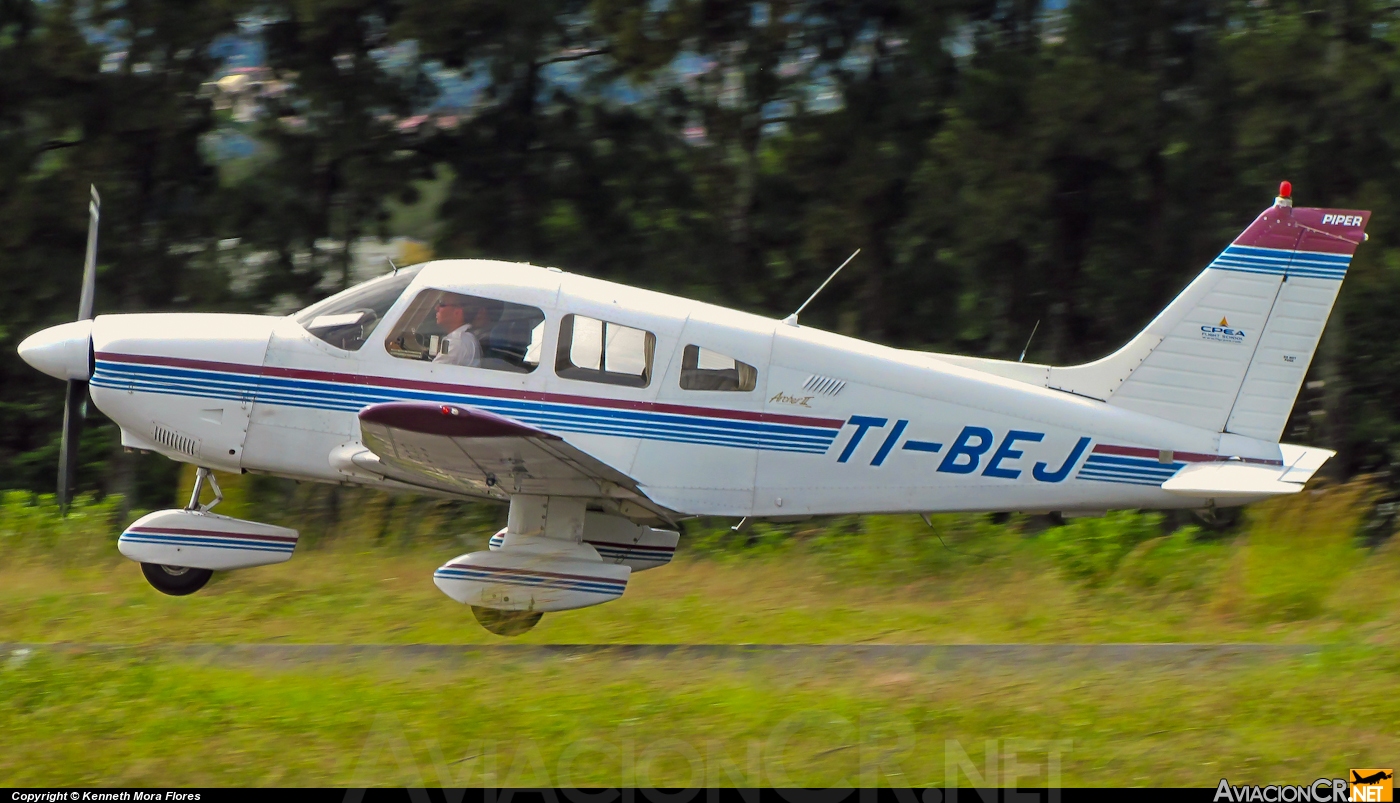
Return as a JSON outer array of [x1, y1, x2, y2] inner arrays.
[[1, 481, 1398, 785]]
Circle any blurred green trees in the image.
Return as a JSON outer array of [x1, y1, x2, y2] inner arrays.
[[6, 0, 1400, 502]]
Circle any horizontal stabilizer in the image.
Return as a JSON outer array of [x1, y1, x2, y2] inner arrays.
[[1161, 442, 1331, 498], [1160, 462, 1304, 498], [1278, 443, 1334, 485]]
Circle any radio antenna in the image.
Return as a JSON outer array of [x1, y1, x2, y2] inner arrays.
[[386, 256, 399, 275], [1018, 319, 1040, 363], [783, 249, 860, 326]]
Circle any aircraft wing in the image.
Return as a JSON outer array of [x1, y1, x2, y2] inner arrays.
[[356, 402, 677, 524]]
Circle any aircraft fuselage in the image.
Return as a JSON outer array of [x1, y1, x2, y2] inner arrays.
[[80, 259, 1285, 518]]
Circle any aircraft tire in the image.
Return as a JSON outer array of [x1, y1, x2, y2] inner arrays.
[[1191, 506, 1242, 532], [140, 562, 213, 596], [471, 606, 543, 636]]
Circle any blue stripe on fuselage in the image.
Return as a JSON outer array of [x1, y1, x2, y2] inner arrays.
[[93, 360, 840, 454]]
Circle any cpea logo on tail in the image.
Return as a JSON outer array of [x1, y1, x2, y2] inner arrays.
[[1350, 769, 1393, 802], [1201, 316, 1247, 344]]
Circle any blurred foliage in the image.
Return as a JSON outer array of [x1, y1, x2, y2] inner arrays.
[[666, 480, 1393, 629], [11, 0, 1400, 503], [0, 490, 138, 563], [172, 465, 506, 551], [1231, 481, 1377, 622], [1041, 510, 1175, 587], [1114, 526, 1222, 598], [1, 479, 1396, 642]]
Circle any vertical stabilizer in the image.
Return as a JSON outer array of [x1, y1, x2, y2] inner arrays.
[[1044, 187, 1368, 442]]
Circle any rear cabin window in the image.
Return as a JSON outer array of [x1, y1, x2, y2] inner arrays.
[[384, 289, 546, 373], [679, 345, 758, 391], [555, 314, 655, 388]]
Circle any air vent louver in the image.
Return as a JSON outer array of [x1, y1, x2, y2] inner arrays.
[[151, 424, 201, 457], [802, 374, 846, 396]]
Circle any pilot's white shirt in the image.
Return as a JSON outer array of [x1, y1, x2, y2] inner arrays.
[[435, 324, 483, 367]]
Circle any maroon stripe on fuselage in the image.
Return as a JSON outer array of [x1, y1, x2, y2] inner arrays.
[[1092, 444, 1283, 466], [96, 351, 844, 429]]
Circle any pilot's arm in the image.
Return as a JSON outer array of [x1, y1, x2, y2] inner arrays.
[[435, 325, 483, 367]]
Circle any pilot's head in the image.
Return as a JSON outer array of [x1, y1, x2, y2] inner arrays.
[[434, 297, 469, 331]]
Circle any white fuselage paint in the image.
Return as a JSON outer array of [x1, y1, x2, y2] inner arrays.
[[87, 260, 1286, 517]]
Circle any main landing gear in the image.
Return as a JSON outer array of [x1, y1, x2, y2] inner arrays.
[[472, 606, 544, 636], [141, 562, 213, 596], [139, 467, 223, 596]]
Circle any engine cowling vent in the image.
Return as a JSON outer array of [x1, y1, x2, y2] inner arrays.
[[803, 374, 846, 396], [151, 423, 201, 458]]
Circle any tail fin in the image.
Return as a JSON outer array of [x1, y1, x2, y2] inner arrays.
[[1047, 190, 1369, 442]]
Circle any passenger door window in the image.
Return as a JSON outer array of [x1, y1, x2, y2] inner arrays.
[[384, 289, 546, 373], [679, 345, 757, 391], [555, 314, 655, 388]]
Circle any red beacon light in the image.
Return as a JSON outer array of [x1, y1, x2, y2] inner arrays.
[[1275, 180, 1293, 208]]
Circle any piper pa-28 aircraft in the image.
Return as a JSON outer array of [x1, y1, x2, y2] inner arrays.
[[17, 183, 1369, 635]]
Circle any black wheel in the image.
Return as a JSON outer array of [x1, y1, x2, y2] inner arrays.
[[471, 606, 543, 636], [1191, 506, 1243, 533], [141, 562, 213, 596]]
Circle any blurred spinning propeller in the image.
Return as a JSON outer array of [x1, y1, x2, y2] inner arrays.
[[57, 186, 100, 513]]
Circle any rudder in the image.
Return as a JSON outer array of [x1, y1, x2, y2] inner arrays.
[[1220, 206, 1365, 440]]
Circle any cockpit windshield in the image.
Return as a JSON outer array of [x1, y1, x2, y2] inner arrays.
[[294, 266, 423, 351]]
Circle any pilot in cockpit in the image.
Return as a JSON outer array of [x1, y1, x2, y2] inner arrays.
[[433, 296, 500, 367]]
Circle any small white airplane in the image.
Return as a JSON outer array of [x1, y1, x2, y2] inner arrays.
[[17, 182, 1368, 635]]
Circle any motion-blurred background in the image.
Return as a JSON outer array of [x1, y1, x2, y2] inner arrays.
[[3, 0, 1399, 785], [9, 0, 1400, 508]]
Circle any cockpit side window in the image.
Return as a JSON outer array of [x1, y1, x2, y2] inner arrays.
[[679, 345, 757, 391], [295, 266, 423, 352], [384, 288, 546, 373]]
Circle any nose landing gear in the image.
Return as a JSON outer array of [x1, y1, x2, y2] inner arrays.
[[135, 467, 224, 596]]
